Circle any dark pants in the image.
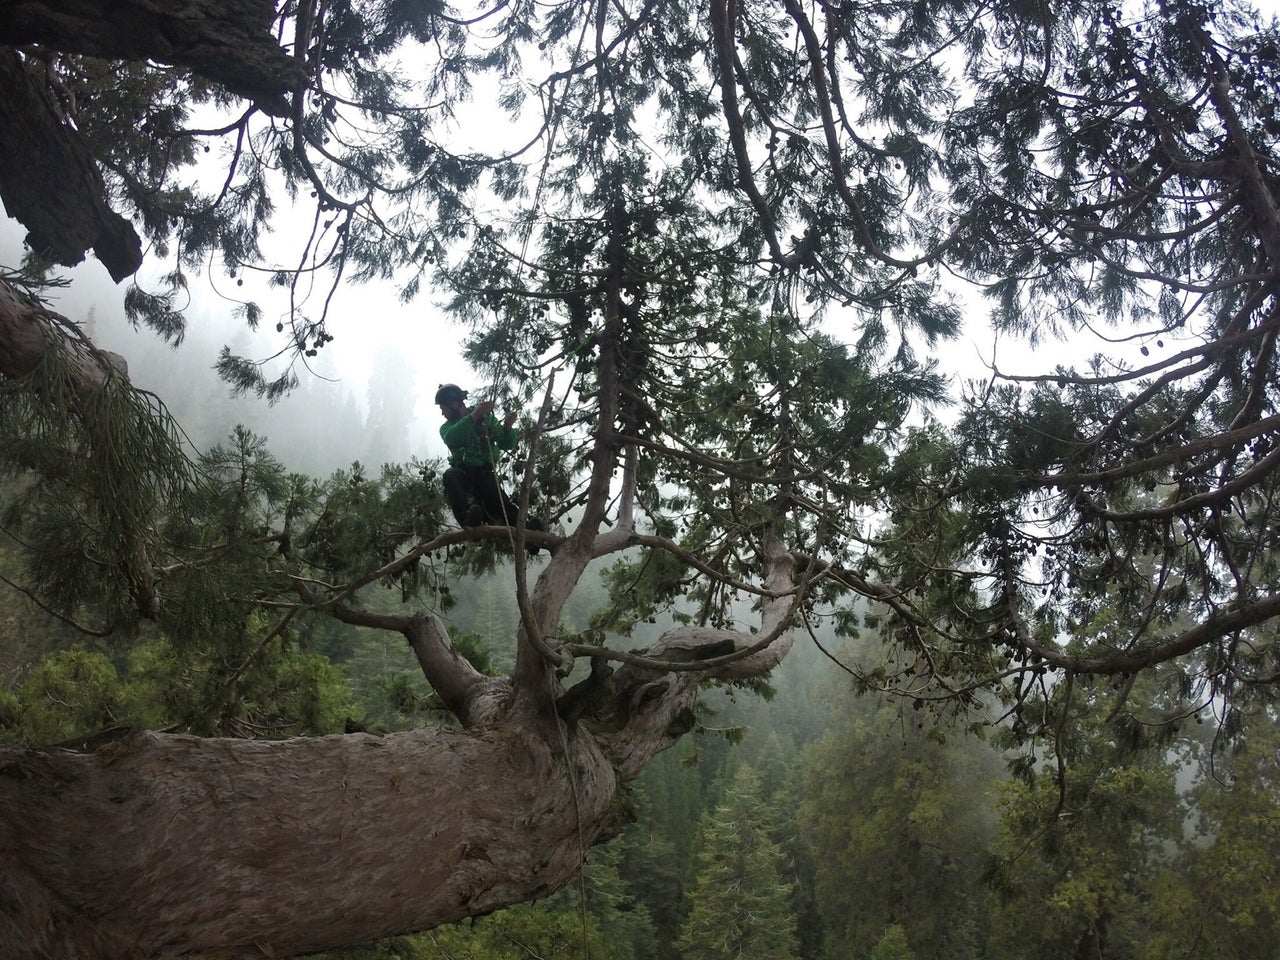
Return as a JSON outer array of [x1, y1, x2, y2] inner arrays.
[[442, 465, 527, 528]]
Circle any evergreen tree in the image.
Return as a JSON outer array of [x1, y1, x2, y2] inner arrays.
[[677, 765, 799, 960], [4, 0, 1280, 956], [799, 694, 1000, 960], [984, 674, 1190, 960], [867, 926, 914, 960], [616, 770, 690, 960], [1176, 710, 1280, 960], [577, 837, 660, 960]]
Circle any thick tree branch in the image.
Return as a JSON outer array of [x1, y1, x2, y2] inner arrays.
[[510, 373, 566, 674], [1014, 412, 1280, 490], [0, 279, 125, 399], [293, 583, 498, 726], [0, 0, 300, 115], [709, 0, 785, 264], [0, 722, 614, 959], [398, 611, 506, 727], [0, 52, 142, 281], [1009, 588, 1280, 676], [512, 215, 628, 705]]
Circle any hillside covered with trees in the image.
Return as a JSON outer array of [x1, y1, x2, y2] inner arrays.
[[2, 0, 1280, 957]]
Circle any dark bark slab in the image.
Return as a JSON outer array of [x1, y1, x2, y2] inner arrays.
[[0, 52, 142, 281], [0, 0, 300, 113], [0, 0, 302, 279]]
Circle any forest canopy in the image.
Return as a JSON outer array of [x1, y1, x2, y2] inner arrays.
[[2, 0, 1280, 956]]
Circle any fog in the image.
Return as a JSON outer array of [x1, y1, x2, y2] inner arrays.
[[2, 216, 473, 476]]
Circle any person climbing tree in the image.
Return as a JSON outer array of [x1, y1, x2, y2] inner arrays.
[[435, 383, 543, 546]]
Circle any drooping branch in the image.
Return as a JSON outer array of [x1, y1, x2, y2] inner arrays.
[[0, 570, 113, 637], [1073, 441, 1280, 524], [1194, 24, 1280, 270], [708, 0, 786, 265], [594, 530, 786, 599], [1013, 412, 1280, 490], [0, 279, 172, 616], [781, 0, 925, 270]]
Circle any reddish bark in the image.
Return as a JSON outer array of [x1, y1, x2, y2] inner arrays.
[[0, 614, 793, 958]]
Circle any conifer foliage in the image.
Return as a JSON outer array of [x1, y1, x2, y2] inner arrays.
[[677, 765, 799, 960], [1, 0, 1280, 956]]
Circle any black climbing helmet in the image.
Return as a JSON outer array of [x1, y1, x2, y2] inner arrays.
[[435, 383, 468, 405]]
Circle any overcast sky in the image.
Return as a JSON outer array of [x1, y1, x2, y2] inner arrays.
[[0, 193, 1148, 465], [9, 0, 1280, 458], [0, 210, 472, 469]]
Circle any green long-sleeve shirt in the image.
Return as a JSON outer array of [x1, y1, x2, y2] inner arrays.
[[439, 413, 516, 468]]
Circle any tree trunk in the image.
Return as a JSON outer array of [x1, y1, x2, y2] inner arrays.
[[0, 713, 618, 959]]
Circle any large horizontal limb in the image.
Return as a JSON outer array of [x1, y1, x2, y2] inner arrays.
[[0, 0, 300, 114], [0, 720, 614, 959], [1007, 587, 1280, 677]]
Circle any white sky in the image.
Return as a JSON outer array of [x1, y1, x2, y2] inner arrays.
[[0, 210, 468, 466]]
